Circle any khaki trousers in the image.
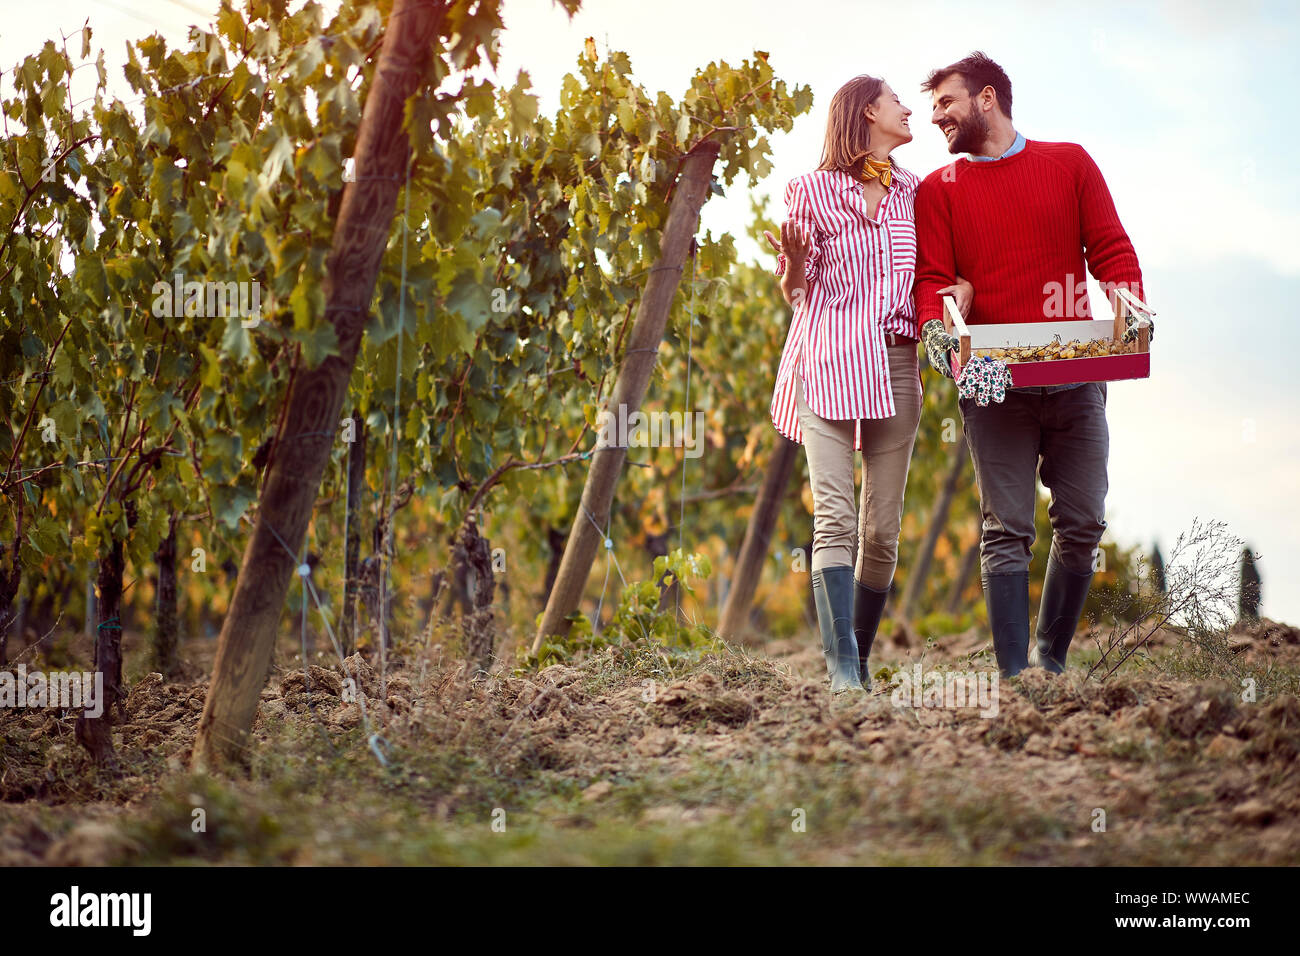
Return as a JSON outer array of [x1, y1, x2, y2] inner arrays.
[[795, 344, 922, 586]]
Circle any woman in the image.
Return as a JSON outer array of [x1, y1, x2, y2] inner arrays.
[[765, 75, 971, 693]]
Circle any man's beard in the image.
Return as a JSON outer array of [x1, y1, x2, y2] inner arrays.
[[949, 109, 990, 155]]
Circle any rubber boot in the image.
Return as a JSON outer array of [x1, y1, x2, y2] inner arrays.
[[812, 566, 863, 694], [982, 570, 1030, 676], [1028, 557, 1094, 673], [853, 580, 890, 689], [816, 584, 836, 683]]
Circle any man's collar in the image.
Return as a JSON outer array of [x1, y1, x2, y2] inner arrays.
[[969, 130, 1026, 162]]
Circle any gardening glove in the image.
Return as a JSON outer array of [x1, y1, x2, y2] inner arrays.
[[1121, 314, 1155, 344], [957, 355, 1013, 406], [921, 319, 959, 380]]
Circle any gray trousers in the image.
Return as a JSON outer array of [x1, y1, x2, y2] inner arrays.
[[958, 383, 1109, 576]]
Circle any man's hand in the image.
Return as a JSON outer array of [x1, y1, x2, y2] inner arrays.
[[921, 319, 959, 380], [937, 275, 974, 318]]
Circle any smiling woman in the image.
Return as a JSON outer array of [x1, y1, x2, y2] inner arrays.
[[761, 72, 973, 695]]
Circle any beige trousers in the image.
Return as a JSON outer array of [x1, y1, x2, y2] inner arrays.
[[795, 343, 922, 586]]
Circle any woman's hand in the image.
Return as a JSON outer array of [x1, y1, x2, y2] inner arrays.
[[763, 228, 783, 258], [937, 275, 975, 318], [764, 221, 813, 264], [766, 221, 813, 307]]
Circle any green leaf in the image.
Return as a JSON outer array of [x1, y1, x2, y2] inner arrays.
[[445, 274, 492, 332], [290, 281, 324, 330], [506, 80, 539, 136], [52, 349, 74, 388], [202, 433, 243, 484], [295, 322, 339, 368], [75, 256, 109, 307], [48, 399, 79, 441], [220, 314, 251, 361], [199, 344, 223, 389], [262, 133, 294, 185], [211, 482, 256, 529], [429, 311, 474, 360]]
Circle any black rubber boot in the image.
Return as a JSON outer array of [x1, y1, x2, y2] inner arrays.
[[982, 570, 1030, 676], [812, 566, 863, 694], [1029, 558, 1093, 673], [853, 580, 889, 689]]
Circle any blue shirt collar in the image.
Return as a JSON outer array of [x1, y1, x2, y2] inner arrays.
[[969, 130, 1025, 162]]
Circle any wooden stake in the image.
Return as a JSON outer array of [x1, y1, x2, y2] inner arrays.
[[897, 436, 968, 621], [192, 0, 445, 771], [532, 142, 722, 652], [716, 434, 798, 641]]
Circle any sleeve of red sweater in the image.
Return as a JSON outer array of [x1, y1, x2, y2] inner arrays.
[[914, 175, 955, 325], [1075, 146, 1145, 307]]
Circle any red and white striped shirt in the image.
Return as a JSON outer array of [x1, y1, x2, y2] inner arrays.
[[770, 165, 919, 445]]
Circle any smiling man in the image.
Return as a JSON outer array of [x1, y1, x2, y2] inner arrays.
[[913, 52, 1147, 676]]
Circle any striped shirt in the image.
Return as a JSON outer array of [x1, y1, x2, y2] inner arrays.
[[770, 165, 920, 445]]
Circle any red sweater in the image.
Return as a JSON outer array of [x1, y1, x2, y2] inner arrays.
[[914, 140, 1143, 326]]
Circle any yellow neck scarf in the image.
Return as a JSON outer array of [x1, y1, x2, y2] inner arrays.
[[857, 156, 892, 188]]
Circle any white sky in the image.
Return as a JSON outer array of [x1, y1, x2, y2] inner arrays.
[[5, 0, 1298, 623]]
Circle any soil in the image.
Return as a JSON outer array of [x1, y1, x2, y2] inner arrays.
[[2, 618, 1298, 866]]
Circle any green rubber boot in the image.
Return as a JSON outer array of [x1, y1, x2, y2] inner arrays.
[[812, 566, 864, 694]]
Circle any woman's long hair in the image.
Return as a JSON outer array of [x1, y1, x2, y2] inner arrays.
[[817, 74, 886, 176]]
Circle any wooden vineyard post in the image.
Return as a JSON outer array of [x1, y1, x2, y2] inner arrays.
[[74, 541, 126, 766], [945, 523, 982, 615], [897, 435, 968, 622], [531, 142, 722, 653], [341, 411, 366, 656], [192, 0, 445, 771], [0, 532, 19, 666], [717, 434, 799, 641], [153, 516, 180, 678]]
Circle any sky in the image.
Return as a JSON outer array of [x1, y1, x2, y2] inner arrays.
[[4, 0, 1298, 623]]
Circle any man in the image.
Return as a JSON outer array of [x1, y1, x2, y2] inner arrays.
[[914, 52, 1149, 676]]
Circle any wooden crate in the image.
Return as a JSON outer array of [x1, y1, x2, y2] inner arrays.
[[944, 288, 1153, 388]]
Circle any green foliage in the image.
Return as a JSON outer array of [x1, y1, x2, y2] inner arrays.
[[0, 0, 823, 665], [529, 549, 715, 667]]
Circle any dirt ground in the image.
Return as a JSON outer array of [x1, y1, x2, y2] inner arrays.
[[2, 616, 1299, 866]]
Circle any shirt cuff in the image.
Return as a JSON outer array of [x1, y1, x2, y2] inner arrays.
[[776, 252, 819, 284]]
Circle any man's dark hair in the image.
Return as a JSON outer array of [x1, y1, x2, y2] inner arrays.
[[922, 51, 1013, 120]]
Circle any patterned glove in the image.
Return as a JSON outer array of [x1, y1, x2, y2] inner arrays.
[[1121, 315, 1155, 344], [957, 355, 1014, 406], [921, 319, 959, 380]]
